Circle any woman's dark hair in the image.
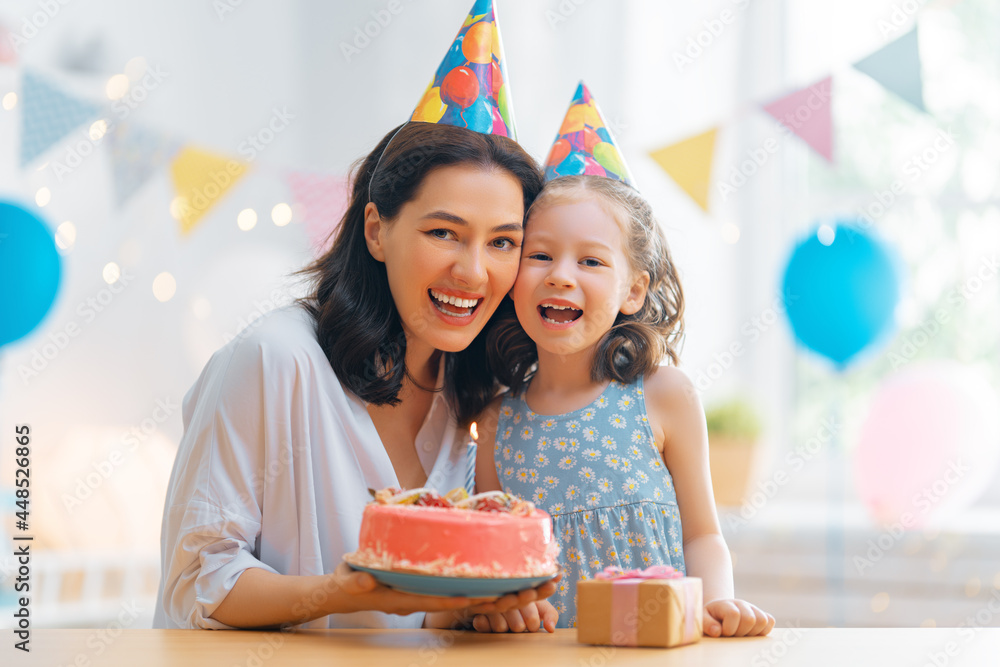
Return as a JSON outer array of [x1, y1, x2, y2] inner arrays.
[[487, 175, 685, 395], [297, 122, 543, 424]]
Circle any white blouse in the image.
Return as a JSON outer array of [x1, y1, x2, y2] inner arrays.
[[153, 304, 467, 629]]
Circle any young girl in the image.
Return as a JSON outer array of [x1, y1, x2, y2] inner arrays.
[[474, 175, 774, 637]]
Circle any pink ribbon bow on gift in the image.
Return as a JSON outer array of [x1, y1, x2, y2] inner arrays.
[[594, 564, 683, 580]]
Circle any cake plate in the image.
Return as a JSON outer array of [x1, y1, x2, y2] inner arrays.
[[349, 565, 557, 597]]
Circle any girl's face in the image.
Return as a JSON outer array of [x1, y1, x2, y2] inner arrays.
[[365, 164, 525, 356], [511, 197, 648, 358]]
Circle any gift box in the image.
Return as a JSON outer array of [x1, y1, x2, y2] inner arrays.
[[577, 565, 702, 648]]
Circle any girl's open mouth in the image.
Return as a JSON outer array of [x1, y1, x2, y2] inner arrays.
[[538, 303, 583, 325]]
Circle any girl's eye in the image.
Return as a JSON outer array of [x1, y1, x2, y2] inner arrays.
[[581, 258, 603, 268], [428, 229, 455, 240], [527, 252, 551, 261]]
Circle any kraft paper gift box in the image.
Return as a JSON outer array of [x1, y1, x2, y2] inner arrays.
[[577, 565, 702, 648]]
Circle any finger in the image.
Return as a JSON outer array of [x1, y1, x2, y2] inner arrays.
[[533, 580, 559, 601], [748, 609, 774, 637], [487, 592, 521, 614], [472, 615, 491, 633], [505, 608, 527, 633], [489, 613, 509, 633], [748, 610, 769, 637], [334, 564, 378, 595], [715, 601, 742, 637], [702, 609, 722, 638], [521, 604, 542, 632], [763, 613, 776, 636], [540, 602, 559, 633], [732, 600, 758, 637]]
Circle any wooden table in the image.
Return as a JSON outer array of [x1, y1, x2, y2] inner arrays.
[[6, 628, 999, 666]]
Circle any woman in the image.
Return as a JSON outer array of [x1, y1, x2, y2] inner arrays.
[[153, 121, 553, 630]]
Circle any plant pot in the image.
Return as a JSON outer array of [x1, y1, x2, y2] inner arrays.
[[707, 435, 758, 508]]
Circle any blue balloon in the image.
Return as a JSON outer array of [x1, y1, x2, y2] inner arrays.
[[782, 221, 901, 367], [463, 97, 493, 133], [435, 37, 467, 82], [0, 202, 62, 347], [555, 151, 587, 177]]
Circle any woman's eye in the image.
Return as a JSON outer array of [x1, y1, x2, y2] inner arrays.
[[492, 237, 518, 250], [428, 229, 454, 240]]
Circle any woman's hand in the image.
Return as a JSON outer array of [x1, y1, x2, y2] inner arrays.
[[333, 563, 499, 616], [702, 599, 774, 637]]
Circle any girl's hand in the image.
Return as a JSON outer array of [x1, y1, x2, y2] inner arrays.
[[424, 573, 561, 630], [471, 599, 558, 633], [703, 599, 774, 637]]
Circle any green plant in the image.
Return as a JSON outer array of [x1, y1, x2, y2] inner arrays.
[[705, 399, 762, 441]]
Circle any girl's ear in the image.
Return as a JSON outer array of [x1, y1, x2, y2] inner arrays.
[[620, 271, 650, 316], [363, 202, 386, 262]]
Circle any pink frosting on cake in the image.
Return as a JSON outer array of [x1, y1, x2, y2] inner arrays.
[[345, 503, 560, 578]]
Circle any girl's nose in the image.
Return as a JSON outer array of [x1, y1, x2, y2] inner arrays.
[[545, 262, 575, 289]]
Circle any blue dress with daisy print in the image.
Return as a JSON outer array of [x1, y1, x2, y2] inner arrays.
[[495, 376, 686, 629]]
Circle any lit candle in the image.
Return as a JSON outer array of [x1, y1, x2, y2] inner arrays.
[[465, 422, 478, 495]]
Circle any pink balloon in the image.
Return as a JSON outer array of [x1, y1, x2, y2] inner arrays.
[[853, 361, 1000, 528], [583, 156, 606, 176]]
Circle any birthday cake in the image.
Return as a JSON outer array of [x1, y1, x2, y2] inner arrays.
[[344, 487, 560, 578]]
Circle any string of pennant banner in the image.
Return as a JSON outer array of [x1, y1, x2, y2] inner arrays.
[[2, 24, 925, 243]]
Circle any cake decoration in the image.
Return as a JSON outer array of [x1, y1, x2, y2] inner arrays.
[[346, 486, 560, 579]]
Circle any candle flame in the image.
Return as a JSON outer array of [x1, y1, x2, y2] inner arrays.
[[470, 422, 478, 441]]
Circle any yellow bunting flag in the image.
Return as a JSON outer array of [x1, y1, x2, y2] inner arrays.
[[169, 147, 247, 234], [649, 128, 717, 213]]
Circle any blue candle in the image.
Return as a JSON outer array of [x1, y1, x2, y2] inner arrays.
[[465, 422, 478, 494]]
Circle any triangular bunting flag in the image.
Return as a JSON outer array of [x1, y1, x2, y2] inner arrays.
[[19, 69, 102, 166], [852, 27, 925, 112], [286, 172, 349, 256], [762, 76, 834, 163], [107, 121, 182, 207], [169, 147, 247, 234], [649, 128, 717, 213]]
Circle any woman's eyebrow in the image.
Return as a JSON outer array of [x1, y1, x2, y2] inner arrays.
[[420, 210, 523, 233]]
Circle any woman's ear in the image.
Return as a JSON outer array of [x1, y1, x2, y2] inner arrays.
[[620, 271, 650, 316], [363, 202, 386, 262]]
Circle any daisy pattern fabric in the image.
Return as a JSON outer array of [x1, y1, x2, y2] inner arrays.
[[496, 377, 685, 628]]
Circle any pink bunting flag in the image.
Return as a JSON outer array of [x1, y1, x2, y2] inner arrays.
[[286, 172, 350, 256], [0, 22, 18, 64], [762, 76, 833, 163]]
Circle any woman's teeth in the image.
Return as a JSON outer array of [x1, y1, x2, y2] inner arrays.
[[430, 289, 480, 316]]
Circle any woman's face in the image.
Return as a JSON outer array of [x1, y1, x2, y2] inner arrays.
[[365, 163, 525, 355]]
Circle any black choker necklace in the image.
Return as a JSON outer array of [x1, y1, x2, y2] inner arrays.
[[405, 369, 443, 393]]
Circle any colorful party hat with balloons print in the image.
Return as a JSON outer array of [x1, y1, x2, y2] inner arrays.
[[543, 82, 635, 187], [410, 0, 516, 140]]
